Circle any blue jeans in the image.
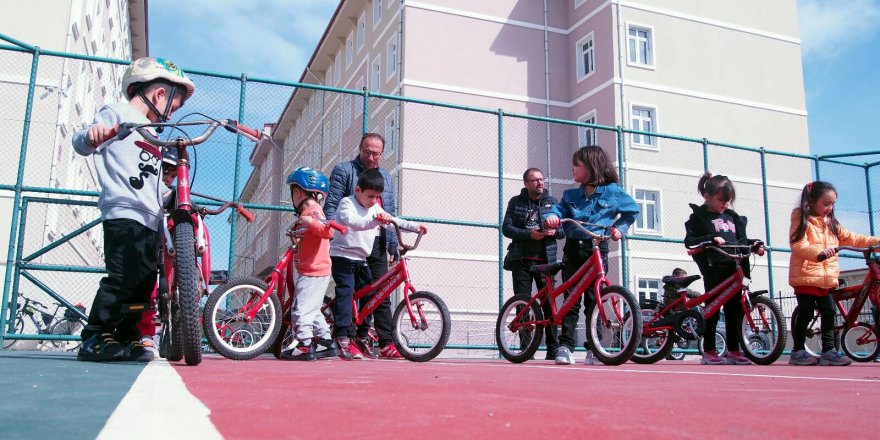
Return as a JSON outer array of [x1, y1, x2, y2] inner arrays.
[[330, 256, 372, 339]]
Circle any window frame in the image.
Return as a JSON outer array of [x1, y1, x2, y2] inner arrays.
[[636, 277, 662, 303], [632, 187, 663, 235], [386, 32, 398, 81], [371, 56, 382, 91], [577, 109, 598, 148], [357, 12, 366, 52], [373, 0, 383, 29], [626, 22, 656, 69], [629, 103, 659, 150], [346, 32, 354, 68], [575, 31, 596, 82]]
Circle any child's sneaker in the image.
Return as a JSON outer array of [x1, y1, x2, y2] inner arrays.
[[583, 350, 599, 365], [77, 333, 125, 362], [336, 337, 354, 361], [280, 343, 316, 361], [554, 346, 574, 365], [819, 349, 852, 366], [313, 338, 339, 360], [379, 344, 405, 360], [700, 350, 725, 365], [723, 351, 752, 365], [353, 336, 379, 359], [126, 340, 155, 362], [788, 349, 819, 366]]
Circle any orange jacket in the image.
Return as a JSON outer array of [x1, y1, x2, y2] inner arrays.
[[788, 208, 879, 293]]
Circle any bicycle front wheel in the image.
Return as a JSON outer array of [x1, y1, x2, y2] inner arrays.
[[587, 285, 641, 365], [392, 291, 450, 362], [204, 277, 281, 360], [841, 323, 880, 362], [790, 305, 823, 356], [630, 305, 675, 364], [3, 318, 24, 349], [741, 296, 786, 365], [174, 222, 202, 366], [697, 331, 727, 356], [47, 319, 84, 351], [495, 294, 544, 363]]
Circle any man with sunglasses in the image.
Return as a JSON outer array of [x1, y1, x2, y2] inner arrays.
[[502, 168, 562, 360], [324, 133, 402, 359]]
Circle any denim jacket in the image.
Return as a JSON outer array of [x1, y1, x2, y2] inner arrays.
[[545, 182, 639, 240]]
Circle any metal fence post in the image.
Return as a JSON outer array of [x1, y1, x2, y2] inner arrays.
[[228, 73, 248, 272], [617, 125, 629, 289], [759, 148, 775, 298], [813, 156, 821, 181], [1, 49, 39, 348], [362, 88, 370, 135], [702, 138, 709, 173], [867, 165, 876, 236], [498, 109, 505, 312]]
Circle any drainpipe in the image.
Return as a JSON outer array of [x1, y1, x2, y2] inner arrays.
[[543, 0, 552, 191], [615, 0, 632, 286], [397, 0, 404, 211]]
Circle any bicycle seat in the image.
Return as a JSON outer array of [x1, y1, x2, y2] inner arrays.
[[530, 261, 564, 277], [661, 274, 701, 289]]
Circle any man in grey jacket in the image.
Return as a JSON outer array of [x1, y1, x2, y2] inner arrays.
[[324, 133, 403, 359]]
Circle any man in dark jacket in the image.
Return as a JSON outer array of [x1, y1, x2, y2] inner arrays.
[[324, 133, 401, 359], [502, 168, 562, 359]]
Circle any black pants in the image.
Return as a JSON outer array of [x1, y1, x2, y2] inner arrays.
[[510, 259, 558, 354], [559, 240, 609, 351], [792, 292, 836, 352], [82, 219, 161, 343], [357, 236, 395, 347], [701, 265, 744, 353], [330, 256, 373, 339]]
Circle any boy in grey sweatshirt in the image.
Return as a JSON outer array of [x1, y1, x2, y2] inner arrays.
[[330, 168, 427, 360], [72, 57, 195, 362]]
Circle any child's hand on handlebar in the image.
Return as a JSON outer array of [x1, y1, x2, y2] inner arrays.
[[753, 243, 766, 256], [713, 237, 726, 246], [610, 227, 621, 241], [88, 124, 119, 147], [417, 224, 428, 234], [298, 214, 314, 226], [544, 215, 560, 229], [374, 212, 393, 224], [819, 247, 837, 260]]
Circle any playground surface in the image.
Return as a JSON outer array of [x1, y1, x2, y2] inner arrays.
[[2, 351, 879, 439]]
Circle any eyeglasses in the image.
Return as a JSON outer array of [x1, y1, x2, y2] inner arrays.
[[525, 178, 547, 184], [360, 149, 382, 158]]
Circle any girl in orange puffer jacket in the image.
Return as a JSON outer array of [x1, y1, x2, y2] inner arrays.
[[789, 181, 880, 366]]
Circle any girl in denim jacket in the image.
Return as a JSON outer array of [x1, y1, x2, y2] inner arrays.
[[544, 146, 639, 365]]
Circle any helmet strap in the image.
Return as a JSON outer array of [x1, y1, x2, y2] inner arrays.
[[137, 85, 180, 132]]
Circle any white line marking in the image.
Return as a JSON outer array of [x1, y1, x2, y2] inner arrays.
[[97, 360, 223, 439], [429, 360, 880, 384]]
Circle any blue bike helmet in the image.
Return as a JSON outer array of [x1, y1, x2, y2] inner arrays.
[[162, 149, 178, 166], [286, 167, 329, 196]]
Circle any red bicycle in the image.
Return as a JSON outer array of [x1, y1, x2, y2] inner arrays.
[[791, 244, 880, 362], [633, 242, 786, 365], [115, 118, 258, 365], [205, 219, 452, 362], [495, 219, 641, 365]]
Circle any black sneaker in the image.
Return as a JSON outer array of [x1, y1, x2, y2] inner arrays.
[[125, 340, 155, 362], [353, 336, 378, 359], [77, 333, 125, 362], [280, 343, 316, 361], [314, 338, 340, 360], [336, 337, 353, 361]]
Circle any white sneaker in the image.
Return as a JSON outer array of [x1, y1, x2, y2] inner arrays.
[[140, 336, 158, 354], [555, 346, 574, 365], [583, 350, 599, 365]]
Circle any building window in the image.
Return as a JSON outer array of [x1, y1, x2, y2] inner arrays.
[[327, 66, 334, 87], [631, 105, 657, 148], [578, 110, 597, 147], [72, 23, 80, 40], [386, 33, 397, 80], [576, 32, 595, 81], [637, 278, 661, 303], [574, 0, 587, 7], [373, 0, 383, 28], [342, 95, 353, 132], [628, 25, 654, 67], [346, 33, 354, 68], [357, 13, 366, 52], [334, 55, 341, 85], [384, 111, 397, 155], [634, 189, 661, 233], [371, 56, 381, 90]]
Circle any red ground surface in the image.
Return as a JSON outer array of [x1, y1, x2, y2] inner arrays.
[[175, 356, 880, 439]]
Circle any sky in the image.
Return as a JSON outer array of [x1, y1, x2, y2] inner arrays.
[[150, 0, 880, 161]]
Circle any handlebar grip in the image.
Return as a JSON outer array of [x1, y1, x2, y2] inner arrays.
[[328, 220, 348, 235], [224, 120, 262, 140], [236, 205, 255, 223], [237, 124, 262, 140]]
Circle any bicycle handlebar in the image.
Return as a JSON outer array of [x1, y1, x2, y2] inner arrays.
[[287, 220, 348, 237], [686, 241, 764, 260], [388, 219, 423, 253], [198, 202, 255, 223], [559, 218, 611, 240], [817, 243, 880, 262], [115, 119, 262, 147]]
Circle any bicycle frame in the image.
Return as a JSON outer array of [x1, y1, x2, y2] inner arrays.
[[351, 254, 420, 327], [806, 248, 880, 343]]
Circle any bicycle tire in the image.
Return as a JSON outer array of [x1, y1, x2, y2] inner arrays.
[[174, 222, 202, 366], [790, 306, 824, 357], [495, 294, 544, 363], [631, 306, 675, 364], [3, 318, 24, 349], [204, 277, 281, 360], [697, 331, 727, 356], [667, 339, 689, 360], [47, 319, 84, 351], [587, 285, 641, 365], [392, 291, 450, 362], [271, 285, 295, 359], [740, 295, 786, 365], [841, 322, 880, 362]]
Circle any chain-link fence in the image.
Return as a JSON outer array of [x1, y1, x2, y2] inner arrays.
[[2, 37, 879, 354]]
